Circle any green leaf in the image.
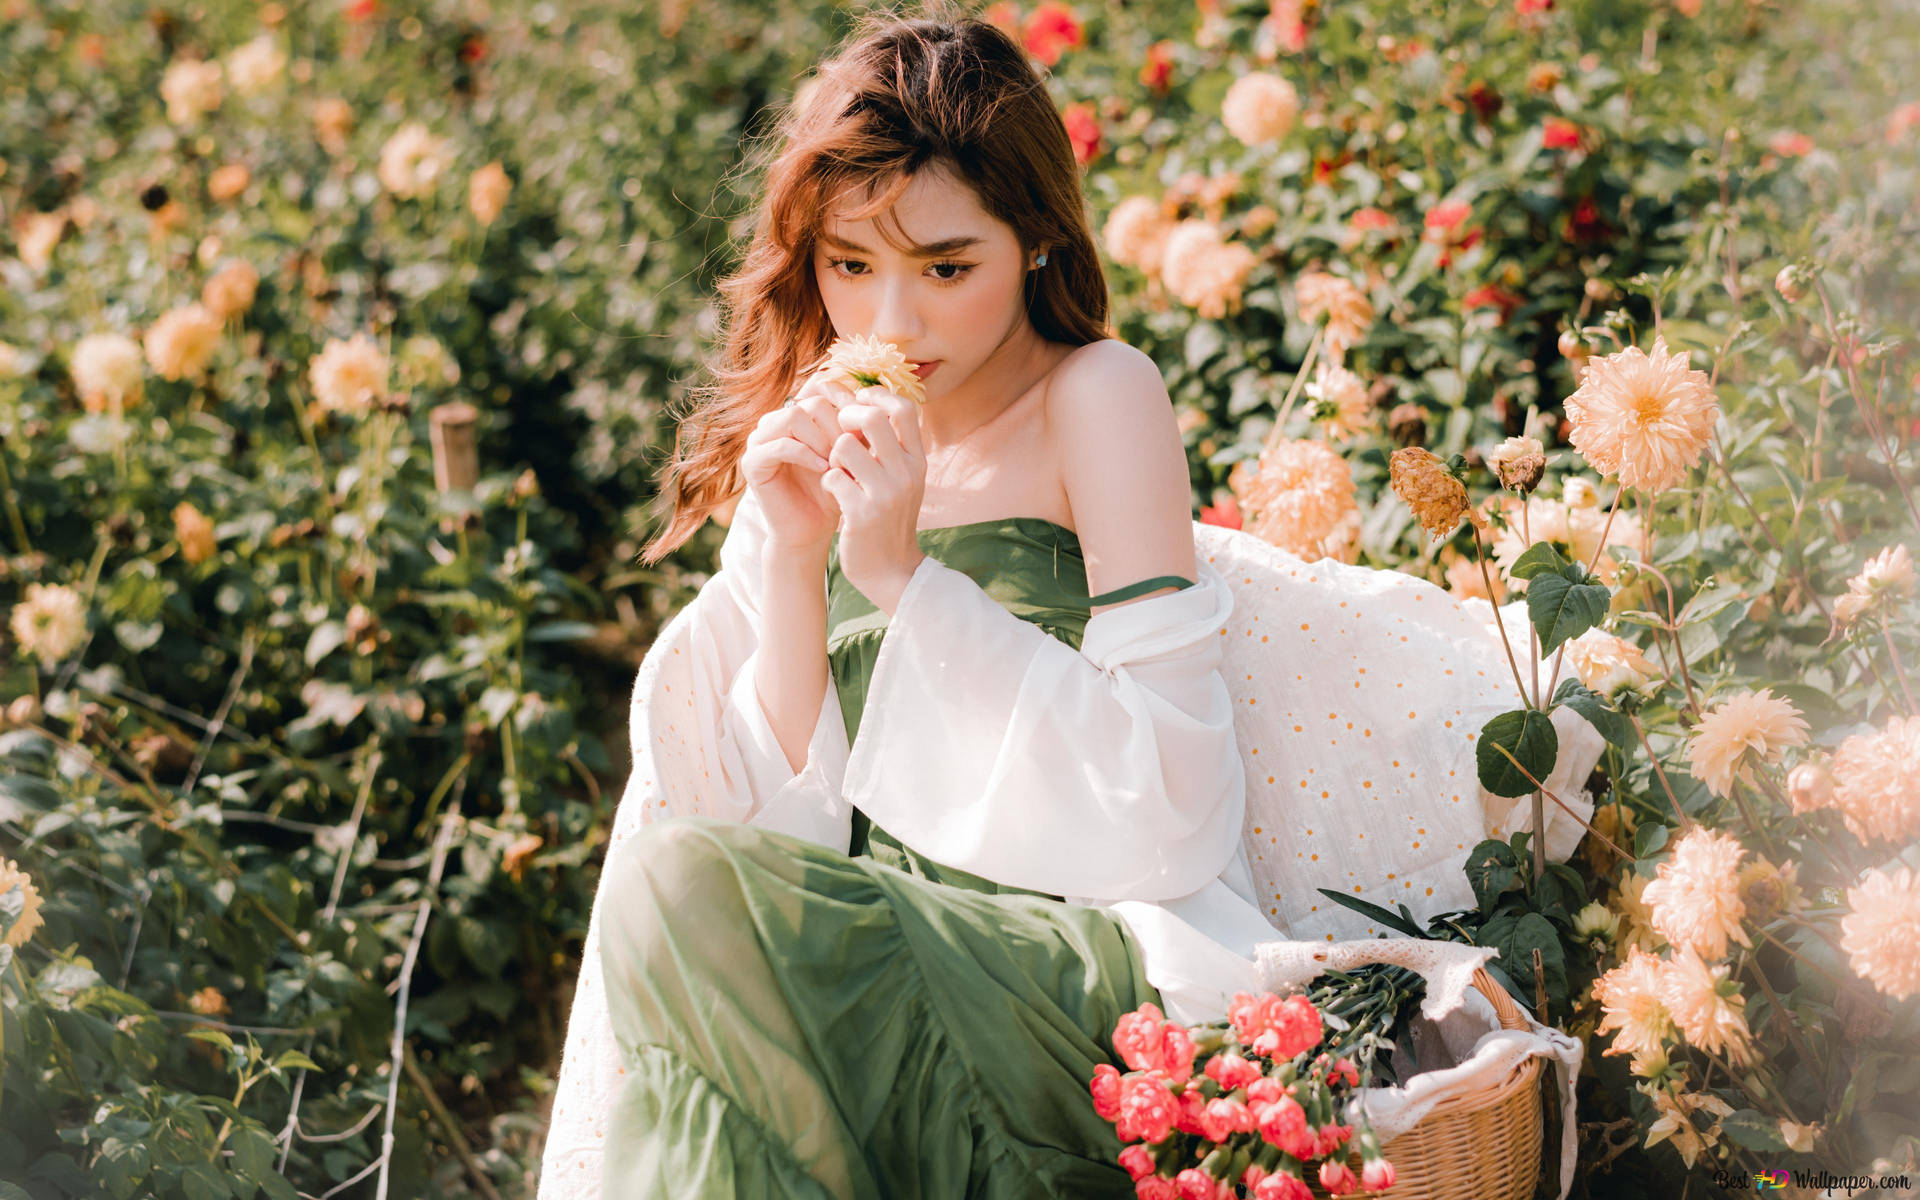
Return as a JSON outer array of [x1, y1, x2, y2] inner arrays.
[[181, 1162, 232, 1200], [186, 1028, 235, 1051], [1476, 709, 1560, 798], [1465, 840, 1523, 914], [1525, 572, 1612, 655], [1719, 1109, 1789, 1152], [1476, 912, 1567, 1017], [1316, 888, 1427, 936], [1634, 821, 1670, 859], [1509, 541, 1573, 582], [231, 1126, 277, 1179], [1551, 678, 1635, 750], [272, 1049, 321, 1072]]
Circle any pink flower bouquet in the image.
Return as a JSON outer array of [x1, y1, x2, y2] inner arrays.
[[1091, 990, 1399, 1199]]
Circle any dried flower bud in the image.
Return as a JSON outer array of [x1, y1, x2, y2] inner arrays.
[[1489, 435, 1546, 493], [1387, 402, 1426, 447]]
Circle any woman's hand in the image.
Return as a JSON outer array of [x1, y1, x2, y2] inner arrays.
[[740, 373, 859, 552], [820, 385, 927, 614]]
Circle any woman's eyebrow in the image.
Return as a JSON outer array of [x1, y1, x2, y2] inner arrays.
[[819, 232, 986, 256]]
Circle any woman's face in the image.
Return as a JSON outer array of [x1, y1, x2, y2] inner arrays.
[[813, 165, 1039, 398]]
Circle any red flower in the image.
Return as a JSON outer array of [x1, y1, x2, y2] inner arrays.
[[459, 34, 488, 63], [1516, 0, 1554, 12], [1062, 101, 1103, 166], [1138, 1175, 1181, 1200], [1563, 194, 1609, 243], [1423, 200, 1472, 238], [1542, 117, 1581, 150], [1349, 206, 1396, 233], [1267, 0, 1309, 54], [1140, 41, 1175, 95], [1022, 1, 1084, 67], [1200, 497, 1243, 529], [1115, 1072, 1181, 1143], [1769, 130, 1814, 157], [1318, 1158, 1359, 1196], [1464, 283, 1523, 322], [341, 0, 378, 21], [1253, 1166, 1315, 1200], [1119, 1143, 1157, 1182], [1466, 80, 1503, 122], [1360, 1159, 1397, 1191], [1312, 151, 1353, 186], [1113, 1002, 1197, 1084]]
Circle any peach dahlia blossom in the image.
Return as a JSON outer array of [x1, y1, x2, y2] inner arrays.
[[1562, 336, 1720, 494], [1641, 827, 1749, 960], [1221, 71, 1299, 145], [1683, 687, 1810, 800], [69, 332, 145, 412], [1159, 220, 1258, 320], [308, 333, 390, 416], [143, 303, 224, 381], [1659, 948, 1756, 1065], [1294, 271, 1374, 361], [1839, 866, 1920, 1001], [377, 122, 456, 200], [1304, 363, 1372, 442], [1230, 438, 1360, 564], [1564, 628, 1659, 698], [1592, 945, 1673, 1059], [0, 857, 44, 949], [1102, 196, 1173, 277], [1828, 715, 1920, 846]]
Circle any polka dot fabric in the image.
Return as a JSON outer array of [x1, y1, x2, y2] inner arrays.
[[537, 522, 1605, 1198]]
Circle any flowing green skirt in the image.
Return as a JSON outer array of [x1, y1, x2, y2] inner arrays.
[[595, 816, 1165, 1199]]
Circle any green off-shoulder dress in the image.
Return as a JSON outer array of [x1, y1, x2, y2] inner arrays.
[[595, 518, 1196, 1199]]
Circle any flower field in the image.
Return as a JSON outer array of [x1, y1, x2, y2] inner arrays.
[[1, 0, 1917, 1197]]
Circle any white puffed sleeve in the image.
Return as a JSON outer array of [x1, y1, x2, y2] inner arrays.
[[841, 552, 1246, 902], [660, 487, 853, 850]]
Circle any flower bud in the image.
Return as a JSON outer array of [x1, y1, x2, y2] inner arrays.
[[1786, 761, 1834, 814]]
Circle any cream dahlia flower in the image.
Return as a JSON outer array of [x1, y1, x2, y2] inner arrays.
[[225, 34, 286, 96], [14, 211, 65, 272], [1160, 221, 1259, 320], [1614, 871, 1663, 953], [1388, 446, 1468, 538], [1563, 337, 1720, 494], [70, 332, 145, 412], [1659, 949, 1756, 1065], [10, 583, 87, 667], [1294, 271, 1374, 361], [1103, 196, 1173, 277], [1564, 628, 1659, 697], [1221, 72, 1299, 145], [1489, 435, 1546, 493], [1592, 945, 1673, 1059], [1444, 549, 1504, 602], [1684, 687, 1810, 800], [202, 260, 260, 321], [0, 857, 44, 949], [469, 162, 511, 226], [1305, 363, 1372, 442], [1642, 827, 1749, 960], [1230, 438, 1361, 564], [377, 122, 456, 200], [1832, 545, 1915, 630], [1839, 866, 1920, 1001], [815, 334, 927, 406], [309, 333, 390, 416], [144, 303, 224, 381], [160, 58, 224, 125], [1829, 715, 1920, 845]]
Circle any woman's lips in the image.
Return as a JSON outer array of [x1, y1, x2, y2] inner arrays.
[[911, 360, 940, 380]]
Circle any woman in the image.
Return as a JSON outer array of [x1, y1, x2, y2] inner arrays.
[[543, 9, 1595, 1199]]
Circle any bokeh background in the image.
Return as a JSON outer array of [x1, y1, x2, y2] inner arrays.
[[2, 0, 1917, 1196]]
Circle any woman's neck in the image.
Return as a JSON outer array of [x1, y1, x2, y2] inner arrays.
[[918, 321, 1059, 455]]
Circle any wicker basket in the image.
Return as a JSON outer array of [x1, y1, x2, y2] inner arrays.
[[1308, 956, 1546, 1200]]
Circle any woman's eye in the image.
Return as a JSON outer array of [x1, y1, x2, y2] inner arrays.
[[826, 258, 974, 285]]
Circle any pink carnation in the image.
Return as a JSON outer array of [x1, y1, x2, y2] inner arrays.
[[1245, 1076, 1291, 1108], [1254, 1170, 1315, 1200], [1241, 1164, 1271, 1190], [1137, 1175, 1180, 1200], [1361, 1158, 1398, 1191], [1114, 1003, 1199, 1084], [1091, 1063, 1124, 1121], [1119, 1144, 1157, 1181], [1255, 1094, 1318, 1158], [1175, 1088, 1208, 1137], [1204, 1050, 1264, 1091], [1116, 1074, 1182, 1144], [1229, 992, 1324, 1061], [1176, 1167, 1231, 1200], [1319, 1158, 1359, 1195], [1199, 1096, 1257, 1142]]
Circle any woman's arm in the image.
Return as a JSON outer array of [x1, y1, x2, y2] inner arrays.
[[754, 539, 833, 775]]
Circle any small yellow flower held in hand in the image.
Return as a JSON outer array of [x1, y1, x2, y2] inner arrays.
[[814, 334, 927, 406], [1388, 446, 1469, 538], [10, 583, 87, 667], [0, 857, 44, 949]]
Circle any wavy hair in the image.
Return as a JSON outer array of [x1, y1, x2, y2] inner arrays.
[[638, 0, 1112, 563]]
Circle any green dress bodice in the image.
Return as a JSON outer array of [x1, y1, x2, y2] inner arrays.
[[824, 517, 1195, 901]]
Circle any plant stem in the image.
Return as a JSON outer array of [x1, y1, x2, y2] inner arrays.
[[1628, 712, 1696, 832]]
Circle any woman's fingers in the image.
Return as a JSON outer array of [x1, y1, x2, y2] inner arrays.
[[837, 403, 906, 471]]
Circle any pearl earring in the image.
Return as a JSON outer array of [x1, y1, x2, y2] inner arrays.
[[1035, 252, 1048, 267]]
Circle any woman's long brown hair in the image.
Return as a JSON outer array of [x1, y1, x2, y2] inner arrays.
[[638, 0, 1114, 564]]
